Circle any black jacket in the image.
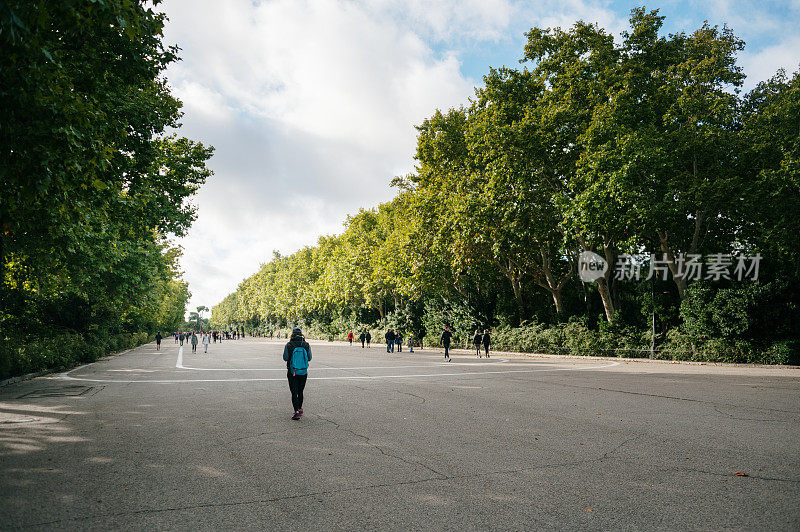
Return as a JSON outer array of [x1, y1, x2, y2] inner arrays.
[[283, 334, 312, 370], [482, 332, 491, 346], [473, 333, 482, 345], [441, 330, 452, 346]]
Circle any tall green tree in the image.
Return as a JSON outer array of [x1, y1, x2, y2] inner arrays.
[[1, 1, 212, 348]]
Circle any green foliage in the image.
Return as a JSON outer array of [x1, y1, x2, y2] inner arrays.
[[665, 281, 800, 363], [213, 9, 799, 365], [0, 332, 150, 381], [0, 1, 211, 378]]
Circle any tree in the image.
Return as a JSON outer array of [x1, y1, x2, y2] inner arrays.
[[0, 1, 212, 376], [521, 19, 623, 320]]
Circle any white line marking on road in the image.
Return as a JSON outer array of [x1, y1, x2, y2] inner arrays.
[[57, 361, 621, 383], [176, 360, 509, 371], [175, 344, 511, 371]]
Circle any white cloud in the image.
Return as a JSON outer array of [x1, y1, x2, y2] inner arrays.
[[740, 36, 800, 88], [162, 0, 481, 312]]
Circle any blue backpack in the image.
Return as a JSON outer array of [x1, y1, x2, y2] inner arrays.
[[290, 346, 309, 376]]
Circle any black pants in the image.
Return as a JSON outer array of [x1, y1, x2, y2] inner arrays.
[[444, 343, 450, 357], [287, 371, 308, 411], [484, 344, 490, 356]]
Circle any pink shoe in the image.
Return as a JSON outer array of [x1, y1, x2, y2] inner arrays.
[[292, 412, 301, 420]]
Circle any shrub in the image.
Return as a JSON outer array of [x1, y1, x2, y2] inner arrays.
[[0, 331, 154, 381]]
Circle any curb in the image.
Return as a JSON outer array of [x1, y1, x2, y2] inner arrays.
[[0, 344, 146, 388], [0, 369, 63, 388], [270, 337, 800, 369], [420, 347, 800, 369]]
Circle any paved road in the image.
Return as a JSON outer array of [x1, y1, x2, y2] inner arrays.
[[1, 339, 798, 530]]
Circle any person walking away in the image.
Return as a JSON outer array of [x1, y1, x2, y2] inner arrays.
[[396, 331, 403, 352], [418, 329, 425, 350], [179, 332, 185, 346], [408, 333, 414, 353], [174, 332, 179, 344], [359, 330, 366, 348], [202, 332, 210, 353], [482, 329, 491, 358], [473, 329, 482, 358], [365, 330, 371, 348], [385, 329, 395, 353], [441, 327, 452, 361], [155, 332, 162, 351], [190, 332, 198, 353], [348, 331, 354, 346], [283, 327, 312, 420]]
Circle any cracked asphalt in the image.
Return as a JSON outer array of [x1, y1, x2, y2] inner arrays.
[[1, 339, 798, 530]]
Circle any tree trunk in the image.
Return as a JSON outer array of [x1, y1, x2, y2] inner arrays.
[[658, 232, 689, 299], [509, 275, 525, 324], [577, 236, 616, 321], [595, 277, 615, 321], [551, 290, 563, 314]]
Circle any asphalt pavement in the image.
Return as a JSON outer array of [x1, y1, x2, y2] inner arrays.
[[1, 338, 798, 530]]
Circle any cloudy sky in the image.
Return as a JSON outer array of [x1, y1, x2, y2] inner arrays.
[[160, 0, 800, 314]]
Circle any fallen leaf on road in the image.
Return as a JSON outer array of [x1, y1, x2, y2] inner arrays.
[[585, 509, 594, 512], [734, 471, 749, 477]]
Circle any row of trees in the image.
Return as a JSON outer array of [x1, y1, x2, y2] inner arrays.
[[213, 9, 799, 363], [1, 1, 213, 378]]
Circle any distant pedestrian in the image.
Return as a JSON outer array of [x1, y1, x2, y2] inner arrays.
[[408, 333, 414, 353], [365, 331, 371, 348], [359, 330, 366, 348], [418, 330, 425, 350], [482, 329, 491, 358], [441, 327, 452, 361], [283, 327, 312, 420], [174, 332, 179, 344], [348, 331, 354, 346], [395, 331, 403, 352], [385, 329, 395, 353], [179, 332, 185, 346], [190, 332, 198, 353], [202, 333, 210, 353], [473, 329, 482, 358], [155, 332, 162, 351]]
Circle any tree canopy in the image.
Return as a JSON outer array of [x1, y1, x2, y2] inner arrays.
[[213, 9, 799, 363], [1, 1, 213, 378]]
